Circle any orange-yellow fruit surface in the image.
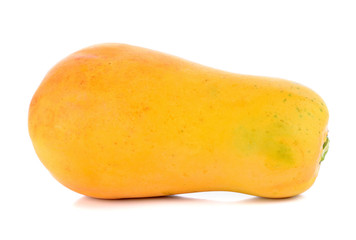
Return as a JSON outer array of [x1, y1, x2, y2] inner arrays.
[[28, 44, 329, 199]]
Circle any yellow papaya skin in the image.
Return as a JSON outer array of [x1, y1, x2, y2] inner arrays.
[[28, 44, 329, 199]]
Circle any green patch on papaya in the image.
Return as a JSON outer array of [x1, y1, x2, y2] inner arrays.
[[234, 124, 295, 168], [275, 144, 293, 162]]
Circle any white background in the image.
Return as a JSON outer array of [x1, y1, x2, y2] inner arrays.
[[1, 0, 355, 239]]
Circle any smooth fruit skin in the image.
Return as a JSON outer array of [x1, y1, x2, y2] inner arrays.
[[28, 44, 329, 199]]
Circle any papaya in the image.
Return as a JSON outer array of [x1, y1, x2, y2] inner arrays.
[[28, 44, 329, 199]]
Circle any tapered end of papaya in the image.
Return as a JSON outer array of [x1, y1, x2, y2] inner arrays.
[[320, 136, 329, 164]]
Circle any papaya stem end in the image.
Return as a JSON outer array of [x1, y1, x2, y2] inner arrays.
[[320, 136, 329, 164]]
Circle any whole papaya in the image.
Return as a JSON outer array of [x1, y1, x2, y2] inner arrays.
[[28, 44, 329, 199]]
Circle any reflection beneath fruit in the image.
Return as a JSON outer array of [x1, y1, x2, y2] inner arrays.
[[74, 191, 304, 209]]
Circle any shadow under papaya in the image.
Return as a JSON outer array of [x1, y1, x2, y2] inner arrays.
[[74, 191, 304, 209]]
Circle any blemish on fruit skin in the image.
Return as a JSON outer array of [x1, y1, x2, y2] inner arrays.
[[277, 144, 292, 160], [276, 144, 294, 164], [264, 142, 294, 169], [283, 98, 287, 103], [235, 124, 295, 168], [209, 87, 219, 97]]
